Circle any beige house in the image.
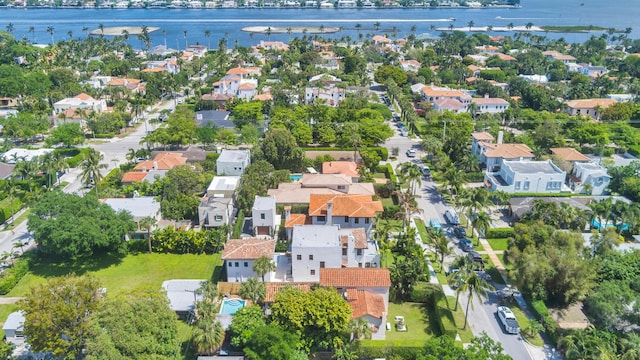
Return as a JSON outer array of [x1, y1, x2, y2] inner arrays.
[[565, 98, 617, 120]]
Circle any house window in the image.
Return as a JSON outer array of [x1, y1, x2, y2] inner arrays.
[[214, 215, 223, 221], [514, 181, 521, 190], [356, 249, 363, 256], [365, 263, 371, 268], [523, 181, 530, 190], [342, 248, 347, 256], [244, 262, 248, 267], [297, 254, 302, 260], [310, 269, 316, 275], [234, 262, 239, 267], [309, 254, 314, 260], [320, 261, 325, 268], [228, 262, 233, 267], [344, 216, 349, 222], [358, 263, 362, 268], [365, 218, 370, 224], [260, 213, 265, 220], [595, 177, 604, 185], [337, 185, 346, 190], [317, 216, 326, 222], [354, 218, 360, 224]]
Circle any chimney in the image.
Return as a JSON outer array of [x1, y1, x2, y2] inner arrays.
[[326, 201, 333, 226], [284, 206, 291, 221], [497, 131, 504, 145], [153, 161, 158, 170], [484, 93, 489, 98]]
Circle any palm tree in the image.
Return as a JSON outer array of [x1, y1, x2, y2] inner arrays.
[[421, 135, 443, 158], [396, 162, 422, 195], [286, 27, 292, 42], [139, 217, 157, 253], [204, 29, 211, 49], [374, 21, 381, 31], [252, 255, 275, 282], [507, 23, 514, 31], [5, 23, 14, 34], [525, 22, 534, 30], [459, 271, 494, 329], [5, 180, 17, 226], [191, 320, 225, 356], [441, 167, 467, 196], [355, 23, 362, 34], [457, 153, 480, 172], [67, 30, 73, 40], [430, 230, 451, 271], [471, 211, 492, 238], [41, 152, 66, 189], [80, 149, 107, 197], [487, 25, 493, 32], [349, 318, 371, 342], [467, 21, 475, 31], [46, 26, 55, 45], [239, 277, 266, 304], [28, 26, 35, 43], [447, 255, 474, 310]]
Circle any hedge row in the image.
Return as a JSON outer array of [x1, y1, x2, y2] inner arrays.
[[302, 147, 389, 161], [485, 227, 515, 239], [510, 192, 573, 198], [231, 211, 245, 239], [375, 163, 397, 183], [627, 145, 640, 157], [355, 340, 423, 359], [89, 133, 116, 139], [59, 148, 91, 168], [467, 171, 485, 182], [0, 258, 29, 295], [531, 299, 559, 345], [0, 197, 23, 224], [435, 295, 458, 338]]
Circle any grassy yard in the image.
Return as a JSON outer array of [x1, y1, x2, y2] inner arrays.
[[386, 302, 438, 341], [414, 219, 429, 244], [7, 252, 221, 297], [381, 198, 395, 208], [444, 296, 475, 343], [487, 238, 509, 251], [2, 209, 30, 232]]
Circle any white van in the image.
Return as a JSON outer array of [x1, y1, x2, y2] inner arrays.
[[445, 209, 460, 225]]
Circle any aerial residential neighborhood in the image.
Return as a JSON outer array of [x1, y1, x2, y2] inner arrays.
[[0, 15, 639, 360]]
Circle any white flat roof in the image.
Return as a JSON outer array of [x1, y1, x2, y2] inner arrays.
[[207, 176, 240, 192]]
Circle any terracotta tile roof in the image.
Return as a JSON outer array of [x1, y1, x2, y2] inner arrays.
[[565, 98, 616, 109], [238, 83, 256, 90], [201, 93, 234, 102], [142, 68, 165, 73], [308, 194, 383, 218], [543, 50, 576, 61], [221, 238, 276, 260], [471, 97, 509, 105], [265, 282, 312, 303], [121, 171, 148, 183], [285, 213, 310, 229], [433, 98, 465, 109], [253, 93, 272, 101], [348, 290, 386, 319], [484, 144, 533, 159], [322, 161, 360, 178], [467, 65, 481, 72], [226, 67, 249, 75], [372, 35, 392, 43], [340, 228, 367, 249], [75, 93, 93, 101], [472, 132, 495, 141], [320, 268, 391, 288], [422, 86, 466, 98], [496, 53, 516, 61], [401, 59, 422, 67], [550, 147, 591, 162], [134, 152, 187, 171]]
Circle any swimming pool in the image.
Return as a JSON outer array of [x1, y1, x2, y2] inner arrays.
[[290, 174, 303, 181], [219, 298, 246, 315]]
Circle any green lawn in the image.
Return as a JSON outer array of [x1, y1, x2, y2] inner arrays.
[[386, 302, 437, 341], [7, 253, 221, 297], [373, 172, 387, 179], [487, 238, 509, 251], [414, 219, 429, 244], [381, 198, 395, 208], [444, 296, 475, 343], [484, 263, 506, 285], [2, 209, 30, 232]]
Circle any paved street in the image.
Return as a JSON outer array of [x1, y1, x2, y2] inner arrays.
[[383, 116, 545, 360]]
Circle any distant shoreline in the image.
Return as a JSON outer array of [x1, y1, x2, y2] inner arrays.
[[0, 4, 521, 10]]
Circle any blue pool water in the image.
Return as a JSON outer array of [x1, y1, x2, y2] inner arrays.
[[290, 174, 303, 181], [220, 299, 246, 315]]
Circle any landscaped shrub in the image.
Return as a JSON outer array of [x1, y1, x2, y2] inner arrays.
[[435, 295, 458, 338], [355, 341, 423, 359], [627, 145, 640, 157], [485, 227, 515, 239], [410, 282, 441, 304], [89, 133, 116, 139], [63, 148, 91, 168], [0, 197, 23, 224], [382, 205, 402, 220], [531, 299, 559, 345], [302, 147, 388, 161], [467, 171, 485, 182], [232, 211, 245, 239], [0, 258, 29, 295]]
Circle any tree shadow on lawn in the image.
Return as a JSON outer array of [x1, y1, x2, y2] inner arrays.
[[25, 250, 125, 278]]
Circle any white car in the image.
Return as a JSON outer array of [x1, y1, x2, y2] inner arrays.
[[406, 149, 416, 157], [497, 306, 520, 334]]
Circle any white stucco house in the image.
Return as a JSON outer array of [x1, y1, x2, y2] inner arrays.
[[53, 93, 107, 115], [570, 162, 611, 195], [471, 96, 510, 115], [484, 160, 568, 194], [198, 196, 234, 228], [216, 149, 250, 176], [206, 176, 240, 198], [222, 238, 276, 282], [308, 194, 383, 235], [252, 195, 279, 237]]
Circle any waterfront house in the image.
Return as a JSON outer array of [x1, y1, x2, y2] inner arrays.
[[542, 50, 576, 64]]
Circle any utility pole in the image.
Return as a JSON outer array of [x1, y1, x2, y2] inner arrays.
[[442, 119, 447, 142]]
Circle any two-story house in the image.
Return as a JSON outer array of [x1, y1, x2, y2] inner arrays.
[[268, 173, 375, 205], [222, 238, 276, 282], [305, 86, 345, 107], [471, 132, 495, 159], [570, 162, 611, 195], [421, 86, 472, 106], [216, 149, 250, 176], [308, 194, 383, 235], [484, 159, 567, 194], [53, 93, 107, 115], [320, 268, 391, 340], [565, 98, 617, 121], [471, 95, 510, 115], [542, 50, 576, 64], [252, 195, 279, 237]]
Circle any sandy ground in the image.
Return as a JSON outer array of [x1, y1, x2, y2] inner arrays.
[[89, 26, 160, 36]]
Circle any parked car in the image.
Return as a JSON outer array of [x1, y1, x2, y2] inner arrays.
[[421, 166, 431, 178], [460, 238, 474, 252], [445, 209, 460, 225], [453, 226, 467, 238], [468, 251, 484, 268], [406, 149, 416, 158], [400, 130, 409, 137], [429, 218, 442, 232], [497, 306, 520, 334]]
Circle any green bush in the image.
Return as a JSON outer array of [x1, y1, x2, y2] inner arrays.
[[435, 294, 458, 338], [63, 148, 91, 168], [355, 341, 423, 359], [467, 171, 485, 182], [0, 258, 29, 295], [232, 212, 245, 239], [409, 282, 441, 304], [382, 205, 402, 220], [302, 147, 388, 161], [89, 133, 116, 139], [531, 299, 559, 345], [602, 148, 615, 157], [485, 228, 515, 239], [627, 145, 640, 157], [0, 197, 23, 224]]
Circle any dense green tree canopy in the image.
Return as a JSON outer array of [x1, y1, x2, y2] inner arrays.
[[243, 325, 303, 360], [27, 191, 135, 258], [228, 305, 267, 349], [85, 287, 179, 359]]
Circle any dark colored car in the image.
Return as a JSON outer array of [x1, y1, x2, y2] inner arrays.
[[453, 226, 467, 238], [460, 238, 474, 252]]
